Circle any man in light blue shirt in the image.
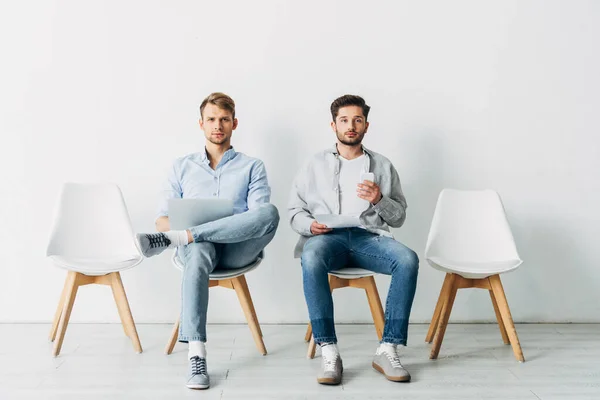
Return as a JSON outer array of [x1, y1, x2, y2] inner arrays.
[[137, 92, 279, 390]]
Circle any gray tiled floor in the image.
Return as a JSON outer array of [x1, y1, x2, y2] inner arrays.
[[0, 323, 599, 399]]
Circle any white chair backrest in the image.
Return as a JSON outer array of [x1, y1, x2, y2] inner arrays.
[[46, 183, 140, 260], [425, 189, 521, 264]]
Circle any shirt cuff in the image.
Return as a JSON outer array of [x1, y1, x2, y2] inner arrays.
[[372, 195, 393, 219], [295, 214, 315, 236]]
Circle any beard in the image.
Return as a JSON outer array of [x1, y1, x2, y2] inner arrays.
[[206, 133, 229, 145], [336, 130, 364, 146]]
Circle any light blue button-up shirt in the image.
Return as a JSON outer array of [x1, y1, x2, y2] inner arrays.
[[156, 147, 271, 221]]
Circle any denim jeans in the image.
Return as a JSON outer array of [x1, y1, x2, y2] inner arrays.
[[178, 203, 279, 342], [301, 228, 419, 346]]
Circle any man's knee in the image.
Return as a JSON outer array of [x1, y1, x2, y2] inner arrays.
[[259, 203, 280, 226], [395, 248, 419, 275], [301, 240, 329, 274]]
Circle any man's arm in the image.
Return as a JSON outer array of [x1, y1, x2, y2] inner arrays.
[[246, 160, 271, 209], [371, 165, 407, 228], [155, 162, 183, 230], [288, 163, 332, 236]]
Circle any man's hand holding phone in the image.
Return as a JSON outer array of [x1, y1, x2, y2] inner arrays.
[[357, 172, 382, 205]]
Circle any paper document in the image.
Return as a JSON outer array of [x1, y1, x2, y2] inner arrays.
[[314, 214, 361, 229]]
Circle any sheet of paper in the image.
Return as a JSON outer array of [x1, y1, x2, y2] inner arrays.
[[314, 214, 361, 229]]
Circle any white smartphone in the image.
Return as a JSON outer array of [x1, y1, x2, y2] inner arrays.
[[360, 172, 375, 183]]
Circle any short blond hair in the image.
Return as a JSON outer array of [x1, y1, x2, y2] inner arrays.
[[199, 92, 236, 119]]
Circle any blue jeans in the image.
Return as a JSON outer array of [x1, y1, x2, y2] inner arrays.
[[178, 203, 279, 342], [301, 228, 419, 346]]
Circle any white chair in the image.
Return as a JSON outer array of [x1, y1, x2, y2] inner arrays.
[[424, 189, 524, 361], [47, 183, 143, 357], [304, 267, 385, 359], [165, 250, 267, 356]]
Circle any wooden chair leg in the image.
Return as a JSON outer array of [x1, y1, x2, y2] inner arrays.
[[110, 272, 143, 353], [488, 275, 524, 362], [304, 323, 312, 342], [489, 285, 510, 345], [239, 277, 263, 338], [232, 275, 267, 355], [430, 273, 458, 359], [426, 273, 452, 343], [49, 275, 70, 342], [307, 336, 317, 359], [363, 276, 385, 341], [53, 271, 79, 357], [110, 272, 131, 339], [165, 316, 180, 355]]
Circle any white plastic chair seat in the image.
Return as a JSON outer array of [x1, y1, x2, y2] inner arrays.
[[49, 255, 143, 276], [425, 189, 523, 279], [46, 183, 143, 274], [329, 267, 376, 279], [171, 250, 262, 279], [427, 257, 522, 279]]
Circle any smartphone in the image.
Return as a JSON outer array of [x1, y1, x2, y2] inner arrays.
[[360, 172, 375, 183]]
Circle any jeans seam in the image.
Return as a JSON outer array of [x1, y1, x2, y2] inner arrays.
[[313, 336, 338, 344], [179, 335, 207, 342], [381, 336, 407, 345]]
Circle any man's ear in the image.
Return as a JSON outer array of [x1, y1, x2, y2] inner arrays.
[[233, 118, 239, 130], [330, 121, 336, 132], [364, 121, 370, 133], [199, 118, 204, 129]]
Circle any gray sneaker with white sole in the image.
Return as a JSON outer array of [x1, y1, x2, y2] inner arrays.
[[136, 233, 171, 258], [187, 356, 210, 389], [372, 346, 411, 382], [317, 352, 343, 385]]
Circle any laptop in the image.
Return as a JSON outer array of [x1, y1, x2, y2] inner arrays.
[[168, 198, 234, 230]]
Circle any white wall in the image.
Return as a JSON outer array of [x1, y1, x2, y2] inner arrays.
[[1, 0, 599, 324]]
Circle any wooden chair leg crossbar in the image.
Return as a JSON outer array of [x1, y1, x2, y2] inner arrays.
[[426, 273, 524, 362], [165, 274, 267, 356], [304, 274, 385, 359], [49, 271, 143, 357]]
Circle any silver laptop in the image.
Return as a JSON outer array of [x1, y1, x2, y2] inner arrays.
[[168, 198, 234, 230]]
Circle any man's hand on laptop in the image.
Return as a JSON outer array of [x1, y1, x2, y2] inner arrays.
[[310, 220, 333, 235]]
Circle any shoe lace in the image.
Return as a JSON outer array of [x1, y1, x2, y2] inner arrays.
[[147, 233, 171, 249], [322, 352, 339, 372], [190, 356, 207, 376], [382, 347, 403, 368]]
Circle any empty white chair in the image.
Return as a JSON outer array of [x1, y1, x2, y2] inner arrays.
[[165, 249, 267, 356], [47, 183, 143, 356], [304, 267, 385, 359], [424, 189, 524, 361]]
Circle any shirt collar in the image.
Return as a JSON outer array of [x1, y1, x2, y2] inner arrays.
[[201, 146, 237, 165], [328, 143, 372, 157]]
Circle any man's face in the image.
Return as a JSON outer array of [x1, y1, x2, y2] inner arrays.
[[199, 103, 238, 145], [331, 105, 369, 146]]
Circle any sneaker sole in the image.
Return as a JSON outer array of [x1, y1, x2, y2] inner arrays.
[[372, 362, 411, 382], [317, 366, 343, 385], [317, 377, 342, 385], [186, 383, 210, 390]]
